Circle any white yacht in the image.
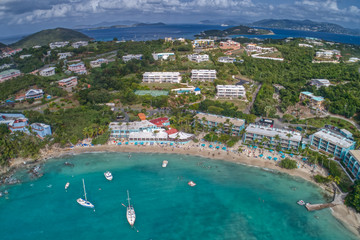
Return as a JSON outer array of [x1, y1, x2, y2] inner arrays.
[[162, 160, 168, 168], [188, 181, 196, 187], [65, 182, 70, 190], [104, 171, 113, 181], [76, 179, 94, 209], [126, 190, 136, 227]]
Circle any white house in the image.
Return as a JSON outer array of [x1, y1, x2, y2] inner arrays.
[[216, 85, 246, 98], [187, 54, 209, 63], [142, 72, 181, 83], [25, 89, 44, 99], [90, 58, 109, 68], [72, 41, 88, 48], [122, 54, 143, 62], [49, 41, 69, 49], [57, 76, 78, 89], [191, 69, 217, 82], [58, 52, 72, 60], [39, 67, 56, 77], [152, 52, 175, 60]]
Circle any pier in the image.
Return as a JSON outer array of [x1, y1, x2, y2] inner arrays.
[[305, 184, 346, 211]]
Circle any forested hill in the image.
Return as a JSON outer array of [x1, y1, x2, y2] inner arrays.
[[10, 28, 91, 49], [0, 42, 7, 49], [196, 25, 273, 37], [252, 19, 360, 36]]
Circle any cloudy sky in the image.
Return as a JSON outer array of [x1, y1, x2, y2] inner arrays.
[[0, 0, 359, 37]]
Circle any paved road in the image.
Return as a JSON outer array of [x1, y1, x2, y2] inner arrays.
[[299, 114, 360, 131], [244, 83, 262, 114]]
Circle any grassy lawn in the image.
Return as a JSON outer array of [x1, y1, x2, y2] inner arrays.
[[214, 98, 248, 111]]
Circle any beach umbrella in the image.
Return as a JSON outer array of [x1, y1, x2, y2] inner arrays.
[[209, 145, 213, 148], [269, 149, 274, 152], [267, 156, 272, 159], [161, 142, 163, 144], [253, 146, 257, 149], [290, 153, 294, 157], [170, 143, 174, 146], [274, 157, 278, 161], [249, 145, 252, 148], [118, 142, 122, 145], [259, 154, 263, 157], [140, 142, 144, 145], [125, 142, 129, 145], [201, 143, 205, 147], [135, 142, 138, 145], [222, 147, 227, 150], [216, 146, 220, 149], [281, 155, 285, 158], [302, 158, 307, 161], [279, 151, 283, 154]]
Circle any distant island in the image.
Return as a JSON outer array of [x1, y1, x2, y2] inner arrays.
[[251, 19, 360, 36], [80, 22, 166, 30], [195, 25, 273, 38], [11, 28, 91, 49]]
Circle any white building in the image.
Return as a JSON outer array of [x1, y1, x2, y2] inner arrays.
[[310, 79, 331, 88], [68, 62, 87, 74], [109, 120, 161, 138], [25, 89, 44, 99], [152, 52, 175, 60], [58, 52, 72, 60], [218, 56, 236, 63], [39, 67, 56, 77], [187, 54, 209, 63], [122, 54, 143, 62], [20, 54, 32, 59], [191, 69, 217, 82], [216, 85, 246, 98], [171, 87, 201, 95], [72, 41, 88, 48], [299, 43, 313, 48], [49, 41, 69, 49], [90, 58, 108, 68], [142, 72, 181, 83], [57, 76, 78, 89], [316, 51, 334, 58]]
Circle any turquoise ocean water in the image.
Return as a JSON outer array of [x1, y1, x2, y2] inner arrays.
[[0, 152, 357, 240]]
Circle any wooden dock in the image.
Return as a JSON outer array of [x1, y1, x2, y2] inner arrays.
[[304, 184, 346, 212]]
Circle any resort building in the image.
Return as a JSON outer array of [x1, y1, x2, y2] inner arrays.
[[316, 51, 334, 59], [57, 76, 78, 89], [187, 54, 209, 63], [218, 57, 236, 63], [299, 92, 325, 111], [58, 52, 72, 59], [25, 89, 44, 99], [109, 120, 161, 139], [216, 85, 246, 98], [142, 72, 181, 83], [195, 112, 245, 136], [90, 58, 109, 68], [299, 43, 313, 48], [122, 54, 143, 62], [0, 113, 28, 133], [244, 124, 302, 150], [2, 48, 22, 57], [219, 40, 241, 50], [310, 79, 331, 88], [171, 87, 201, 95], [0, 69, 21, 83], [149, 117, 170, 127], [343, 150, 360, 180], [39, 67, 56, 77], [68, 62, 87, 74], [72, 41, 88, 48], [310, 129, 356, 159], [49, 41, 69, 49], [20, 54, 32, 59], [152, 53, 175, 61], [192, 39, 214, 48], [30, 123, 52, 138], [191, 69, 217, 82]]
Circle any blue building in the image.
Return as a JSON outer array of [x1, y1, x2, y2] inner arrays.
[[195, 112, 245, 136], [310, 129, 356, 159], [0, 113, 28, 133], [30, 123, 52, 138], [343, 150, 360, 180], [109, 120, 161, 139]]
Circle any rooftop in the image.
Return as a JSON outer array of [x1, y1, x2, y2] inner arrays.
[[196, 112, 245, 127], [349, 150, 360, 161], [0, 69, 20, 75], [313, 129, 355, 149], [246, 124, 302, 142], [109, 120, 157, 131], [129, 131, 168, 139]]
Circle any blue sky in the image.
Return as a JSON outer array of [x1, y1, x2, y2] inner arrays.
[[0, 0, 359, 37]]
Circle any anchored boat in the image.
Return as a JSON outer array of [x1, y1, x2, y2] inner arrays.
[[104, 171, 113, 181], [76, 179, 94, 209], [126, 190, 136, 227], [162, 160, 168, 168]]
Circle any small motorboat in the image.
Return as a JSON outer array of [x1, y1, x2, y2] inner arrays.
[[297, 200, 306, 206], [162, 160, 168, 168], [65, 182, 70, 190], [188, 181, 196, 187], [104, 171, 113, 181]]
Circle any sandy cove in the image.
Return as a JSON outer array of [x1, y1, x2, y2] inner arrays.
[[6, 143, 360, 237]]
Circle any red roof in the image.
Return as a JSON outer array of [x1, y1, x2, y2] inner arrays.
[[138, 113, 146, 120], [166, 128, 178, 135], [149, 117, 169, 127]]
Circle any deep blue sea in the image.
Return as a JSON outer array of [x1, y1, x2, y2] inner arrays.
[[0, 152, 357, 240]]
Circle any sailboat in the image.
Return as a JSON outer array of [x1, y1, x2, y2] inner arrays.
[[126, 190, 136, 227], [77, 179, 94, 209]]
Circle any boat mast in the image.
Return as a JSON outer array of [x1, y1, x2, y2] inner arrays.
[[127, 190, 131, 207], [82, 179, 87, 201]]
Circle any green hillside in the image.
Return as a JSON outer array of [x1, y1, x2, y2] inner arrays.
[[0, 42, 7, 49], [10, 28, 91, 49]]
